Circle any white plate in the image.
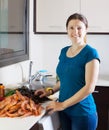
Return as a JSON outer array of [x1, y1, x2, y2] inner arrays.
[[0, 109, 45, 130]]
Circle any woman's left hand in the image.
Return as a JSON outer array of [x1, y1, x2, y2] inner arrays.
[[46, 101, 65, 114]]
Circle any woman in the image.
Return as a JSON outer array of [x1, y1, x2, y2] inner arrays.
[[35, 13, 100, 130]]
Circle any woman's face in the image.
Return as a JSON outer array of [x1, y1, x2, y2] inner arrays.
[[66, 19, 87, 44]]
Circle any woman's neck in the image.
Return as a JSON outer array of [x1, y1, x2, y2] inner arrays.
[[71, 42, 86, 50]]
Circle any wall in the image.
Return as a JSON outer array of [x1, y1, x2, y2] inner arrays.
[[0, 0, 109, 88]]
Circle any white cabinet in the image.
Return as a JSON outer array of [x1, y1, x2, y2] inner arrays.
[[34, 0, 80, 33], [81, 0, 109, 33], [34, 0, 109, 34], [40, 112, 60, 130]]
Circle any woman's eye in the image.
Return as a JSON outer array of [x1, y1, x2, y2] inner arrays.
[[70, 27, 74, 30], [77, 27, 82, 30]]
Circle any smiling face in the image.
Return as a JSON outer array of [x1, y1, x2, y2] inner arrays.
[[67, 19, 87, 44]]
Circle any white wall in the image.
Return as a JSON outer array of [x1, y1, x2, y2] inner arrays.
[[0, 0, 109, 88]]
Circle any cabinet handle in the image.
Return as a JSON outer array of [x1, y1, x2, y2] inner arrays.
[[93, 91, 99, 93]]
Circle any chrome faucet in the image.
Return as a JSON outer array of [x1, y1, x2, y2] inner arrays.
[[28, 61, 33, 86], [28, 61, 44, 85]]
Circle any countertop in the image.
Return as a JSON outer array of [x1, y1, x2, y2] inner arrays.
[[7, 77, 109, 90], [0, 94, 60, 130], [1, 78, 109, 130], [0, 114, 45, 130], [96, 79, 109, 87], [31, 78, 109, 89]]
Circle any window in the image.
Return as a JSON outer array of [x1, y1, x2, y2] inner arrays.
[[0, 0, 29, 67]]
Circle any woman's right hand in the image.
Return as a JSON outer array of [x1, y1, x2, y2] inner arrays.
[[34, 88, 48, 98]]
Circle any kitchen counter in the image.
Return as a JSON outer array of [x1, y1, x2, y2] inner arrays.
[[1, 78, 109, 130], [32, 78, 109, 89], [0, 113, 44, 130], [96, 79, 109, 87], [0, 91, 60, 130], [16, 77, 109, 90], [0, 101, 60, 130]]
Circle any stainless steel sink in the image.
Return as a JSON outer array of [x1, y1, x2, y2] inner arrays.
[[32, 77, 56, 90], [19, 77, 56, 90]]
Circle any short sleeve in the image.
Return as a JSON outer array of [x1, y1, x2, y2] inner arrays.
[[86, 48, 100, 63], [58, 46, 69, 60]]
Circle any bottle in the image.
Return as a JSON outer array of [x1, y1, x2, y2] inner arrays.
[[0, 83, 5, 101]]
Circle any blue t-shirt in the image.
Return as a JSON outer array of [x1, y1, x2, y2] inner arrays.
[[56, 44, 100, 116]]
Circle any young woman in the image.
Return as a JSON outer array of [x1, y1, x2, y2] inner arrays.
[[35, 13, 100, 130]]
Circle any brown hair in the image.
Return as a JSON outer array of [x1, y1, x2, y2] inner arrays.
[[66, 13, 88, 29]]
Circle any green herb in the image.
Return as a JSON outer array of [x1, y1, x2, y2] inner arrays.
[[5, 89, 16, 97]]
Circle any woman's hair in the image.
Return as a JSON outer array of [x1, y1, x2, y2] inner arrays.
[[66, 13, 88, 29]]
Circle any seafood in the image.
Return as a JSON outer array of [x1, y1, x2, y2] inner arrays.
[[20, 111, 32, 118], [0, 90, 43, 118], [0, 96, 12, 109], [6, 111, 20, 118], [8, 102, 21, 113]]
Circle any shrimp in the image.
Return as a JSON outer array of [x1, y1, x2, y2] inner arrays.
[[0, 90, 43, 118], [16, 90, 26, 101], [0, 113, 7, 117], [18, 108, 32, 117], [0, 96, 11, 110], [20, 111, 32, 118], [8, 102, 21, 113], [35, 105, 43, 115], [0, 99, 18, 115], [21, 100, 29, 111], [12, 93, 19, 101], [26, 103, 31, 111], [29, 99, 37, 111], [38, 105, 43, 115], [18, 108, 25, 116], [6, 111, 20, 118]]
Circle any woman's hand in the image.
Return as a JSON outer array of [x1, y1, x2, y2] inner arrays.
[[46, 101, 65, 114], [34, 88, 48, 98]]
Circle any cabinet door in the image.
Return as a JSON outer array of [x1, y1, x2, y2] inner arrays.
[[34, 0, 80, 33], [81, 0, 109, 33], [93, 86, 109, 130]]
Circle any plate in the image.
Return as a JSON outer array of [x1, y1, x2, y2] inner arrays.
[[0, 109, 45, 130]]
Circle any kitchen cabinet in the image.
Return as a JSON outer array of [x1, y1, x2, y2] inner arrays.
[[34, 0, 109, 34], [34, 0, 80, 33], [30, 112, 60, 130], [93, 86, 109, 130], [81, 0, 109, 33]]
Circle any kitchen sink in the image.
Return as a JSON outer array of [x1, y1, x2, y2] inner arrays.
[[19, 77, 56, 90]]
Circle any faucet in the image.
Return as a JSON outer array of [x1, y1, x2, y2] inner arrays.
[[28, 61, 33, 87], [33, 70, 48, 81], [28, 61, 44, 86]]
